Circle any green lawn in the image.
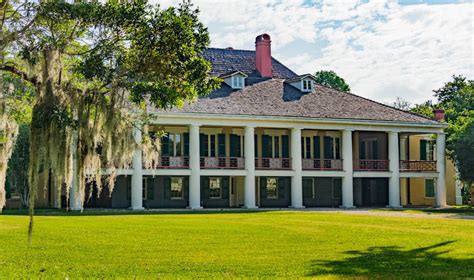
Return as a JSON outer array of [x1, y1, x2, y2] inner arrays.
[[1, 210, 473, 279]]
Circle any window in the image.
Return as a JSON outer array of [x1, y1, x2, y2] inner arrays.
[[425, 179, 435, 198], [324, 136, 341, 159], [232, 75, 244, 89], [420, 139, 436, 161], [171, 177, 184, 199], [200, 133, 225, 158], [360, 138, 378, 159], [162, 133, 185, 156], [266, 178, 278, 199], [209, 177, 222, 199], [302, 79, 312, 91]]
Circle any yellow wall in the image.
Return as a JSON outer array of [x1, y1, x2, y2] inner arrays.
[[402, 135, 458, 206]]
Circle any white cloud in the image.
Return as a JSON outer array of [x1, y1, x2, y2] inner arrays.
[[155, 0, 473, 104]]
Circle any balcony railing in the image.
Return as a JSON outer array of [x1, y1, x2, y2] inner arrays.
[[200, 157, 245, 169], [302, 159, 343, 170], [353, 159, 389, 171], [255, 157, 291, 170], [155, 156, 189, 169], [400, 160, 437, 172]]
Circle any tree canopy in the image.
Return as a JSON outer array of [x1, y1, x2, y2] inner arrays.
[[0, 0, 220, 222], [314, 70, 351, 92]]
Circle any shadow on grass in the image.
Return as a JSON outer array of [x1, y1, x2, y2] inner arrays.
[[309, 241, 474, 279], [376, 206, 474, 217], [1, 208, 275, 216]]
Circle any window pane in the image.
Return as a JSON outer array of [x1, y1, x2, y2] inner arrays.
[[306, 137, 311, 158], [171, 177, 184, 199], [210, 135, 216, 157], [335, 138, 341, 159], [175, 134, 182, 156], [266, 178, 278, 199], [209, 178, 221, 199], [274, 136, 280, 158], [169, 134, 175, 156]]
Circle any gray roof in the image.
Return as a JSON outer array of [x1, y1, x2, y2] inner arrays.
[[159, 79, 437, 124], [202, 48, 298, 79]]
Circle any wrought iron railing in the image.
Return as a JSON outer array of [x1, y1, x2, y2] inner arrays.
[[400, 160, 437, 172], [302, 159, 343, 170], [155, 156, 189, 169], [200, 157, 245, 169], [353, 159, 389, 171], [255, 157, 292, 170]]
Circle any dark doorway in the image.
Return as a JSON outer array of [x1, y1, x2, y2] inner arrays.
[[354, 178, 388, 207]]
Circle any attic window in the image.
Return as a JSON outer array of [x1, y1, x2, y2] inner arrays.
[[302, 80, 312, 92], [232, 75, 244, 89]]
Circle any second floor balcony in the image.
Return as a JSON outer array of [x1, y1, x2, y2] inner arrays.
[[353, 159, 389, 171], [302, 158, 343, 170], [200, 157, 245, 169], [400, 160, 437, 172], [255, 157, 291, 170]]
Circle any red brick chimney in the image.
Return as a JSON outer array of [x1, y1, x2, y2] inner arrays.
[[255, 33, 272, 78], [433, 109, 445, 121]]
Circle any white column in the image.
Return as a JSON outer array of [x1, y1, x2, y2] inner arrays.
[[291, 127, 304, 208], [244, 126, 257, 208], [388, 131, 401, 208], [436, 133, 447, 207], [341, 129, 354, 208], [131, 126, 144, 210], [189, 124, 202, 209], [69, 127, 82, 211]]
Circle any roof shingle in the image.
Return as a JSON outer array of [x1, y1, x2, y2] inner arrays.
[[159, 79, 437, 124], [203, 48, 297, 79]]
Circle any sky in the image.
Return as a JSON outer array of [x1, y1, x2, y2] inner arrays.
[[158, 0, 473, 105]]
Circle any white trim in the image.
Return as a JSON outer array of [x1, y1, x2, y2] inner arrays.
[[152, 113, 446, 133], [353, 171, 392, 178]]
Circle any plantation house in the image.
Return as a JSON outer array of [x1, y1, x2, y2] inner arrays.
[[9, 33, 462, 209]]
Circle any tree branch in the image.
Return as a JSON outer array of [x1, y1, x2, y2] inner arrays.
[[0, 64, 38, 85]]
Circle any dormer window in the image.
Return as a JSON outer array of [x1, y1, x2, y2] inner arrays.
[[302, 80, 312, 92], [221, 71, 248, 89], [232, 75, 244, 89], [286, 74, 316, 93]]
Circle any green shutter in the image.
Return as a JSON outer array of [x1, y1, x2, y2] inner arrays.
[[324, 136, 333, 159], [161, 134, 169, 156], [126, 179, 131, 200], [335, 138, 341, 159], [218, 134, 226, 157], [201, 177, 210, 199], [260, 177, 267, 199], [420, 140, 427, 160], [301, 137, 305, 158], [313, 136, 321, 159], [282, 135, 289, 158], [147, 178, 154, 200], [425, 179, 435, 197], [199, 133, 206, 157], [164, 177, 171, 199], [222, 177, 229, 199], [303, 178, 313, 199], [183, 133, 189, 156], [360, 142, 366, 160], [278, 177, 286, 199], [333, 178, 342, 199], [262, 135, 271, 158], [254, 135, 258, 157], [230, 134, 240, 157]]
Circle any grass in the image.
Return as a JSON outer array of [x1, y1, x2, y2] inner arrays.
[[371, 206, 474, 217], [1, 210, 474, 279]]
